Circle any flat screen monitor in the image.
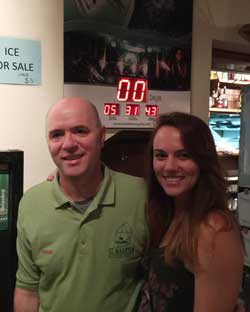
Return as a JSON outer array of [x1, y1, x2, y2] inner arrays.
[[209, 113, 240, 156]]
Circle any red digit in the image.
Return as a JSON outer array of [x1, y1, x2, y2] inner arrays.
[[104, 104, 110, 115], [152, 106, 158, 116], [111, 104, 117, 115], [133, 80, 146, 102], [125, 105, 132, 115], [134, 105, 140, 115], [117, 79, 130, 102], [145, 106, 150, 116], [145, 105, 158, 116]]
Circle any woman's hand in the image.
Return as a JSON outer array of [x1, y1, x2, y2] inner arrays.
[[46, 170, 57, 182]]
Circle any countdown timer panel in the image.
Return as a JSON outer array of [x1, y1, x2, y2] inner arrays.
[[64, 79, 190, 128]]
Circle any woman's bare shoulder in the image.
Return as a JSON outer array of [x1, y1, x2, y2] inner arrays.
[[193, 211, 244, 311], [196, 210, 243, 271], [203, 210, 235, 232]]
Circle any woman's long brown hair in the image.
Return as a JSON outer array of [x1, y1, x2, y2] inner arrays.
[[146, 112, 232, 267]]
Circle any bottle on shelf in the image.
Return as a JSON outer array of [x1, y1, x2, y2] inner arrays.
[[221, 86, 228, 108], [211, 89, 218, 107]]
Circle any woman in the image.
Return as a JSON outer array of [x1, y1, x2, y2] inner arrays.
[[139, 112, 244, 312], [170, 48, 188, 90]]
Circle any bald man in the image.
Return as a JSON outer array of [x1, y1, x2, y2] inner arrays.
[[14, 97, 148, 312]]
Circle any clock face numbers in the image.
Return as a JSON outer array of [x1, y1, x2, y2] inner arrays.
[[116, 77, 147, 103], [145, 105, 158, 116], [103, 78, 158, 119], [125, 104, 140, 116], [103, 103, 119, 116]]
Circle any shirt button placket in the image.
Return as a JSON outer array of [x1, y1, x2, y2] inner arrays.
[[79, 223, 88, 255]]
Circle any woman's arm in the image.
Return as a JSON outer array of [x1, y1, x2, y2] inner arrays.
[[194, 213, 244, 312]]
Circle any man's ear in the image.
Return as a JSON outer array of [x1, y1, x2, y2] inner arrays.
[[100, 126, 106, 148]]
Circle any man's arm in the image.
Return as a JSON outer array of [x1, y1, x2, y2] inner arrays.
[[15, 196, 41, 312], [14, 288, 39, 312]]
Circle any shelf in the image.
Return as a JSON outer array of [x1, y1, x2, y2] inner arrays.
[[212, 127, 240, 131], [209, 108, 241, 113], [226, 176, 238, 182], [218, 152, 239, 157], [219, 79, 250, 86]]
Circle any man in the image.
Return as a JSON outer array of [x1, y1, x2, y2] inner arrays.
[[14, 97, 148, 312]]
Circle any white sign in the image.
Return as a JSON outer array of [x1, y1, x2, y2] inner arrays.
[[0, 37, 41, 85]]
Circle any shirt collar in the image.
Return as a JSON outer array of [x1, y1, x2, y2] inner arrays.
[[51, 166, 115, 210]]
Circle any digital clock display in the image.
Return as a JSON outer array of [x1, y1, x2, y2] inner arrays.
[[125, 104, 140, 116], [103, 77, 158, 122], [145, 105, 159, 116], [117, 77, 148, 103], [103, 103, 120, 116]]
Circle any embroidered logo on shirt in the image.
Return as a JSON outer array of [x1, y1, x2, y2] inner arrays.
[[109, 223, 135, 259], [41, 249, 53, 255]]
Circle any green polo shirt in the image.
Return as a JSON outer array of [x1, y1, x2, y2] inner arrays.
[[16, 167, 148, 312]]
